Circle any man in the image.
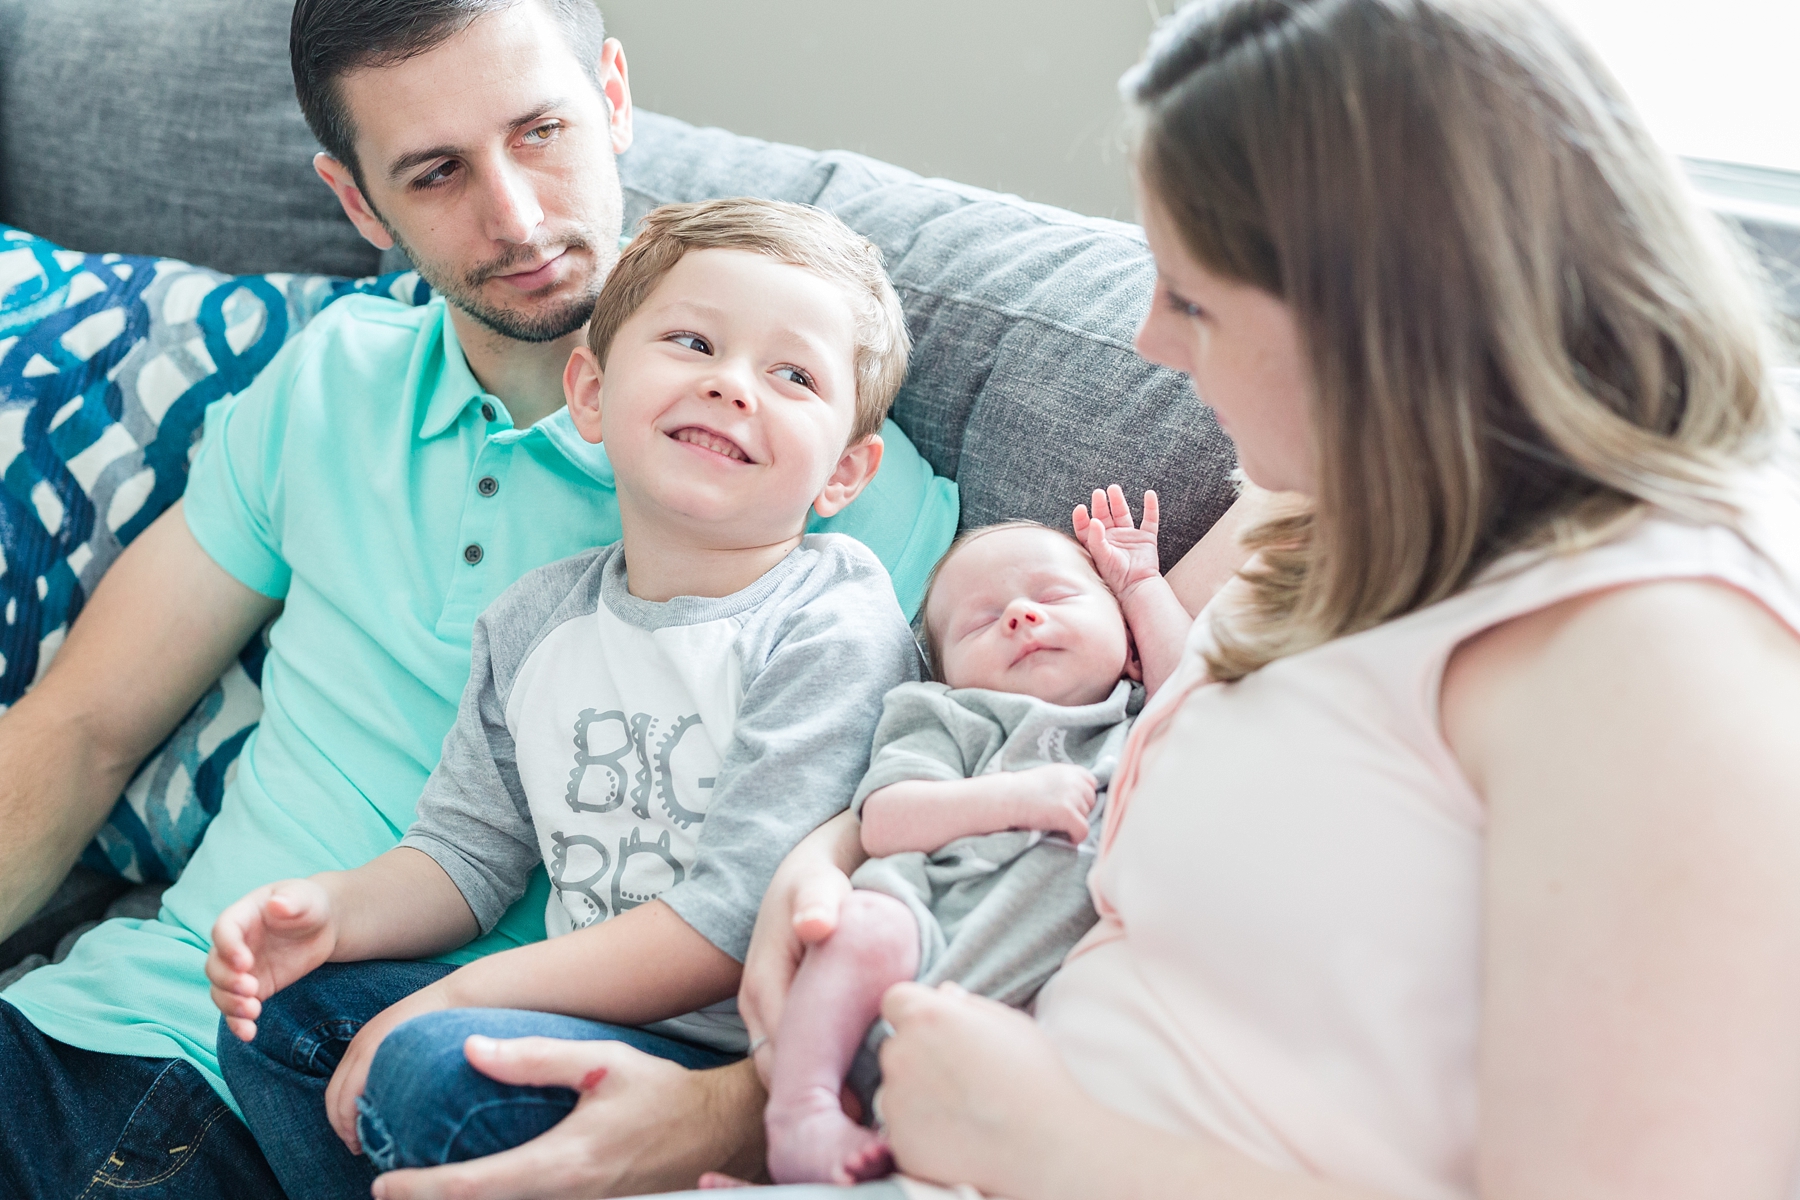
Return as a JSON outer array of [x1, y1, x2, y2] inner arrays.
[[0, 0, 958, 1195]]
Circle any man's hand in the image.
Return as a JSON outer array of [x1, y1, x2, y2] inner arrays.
[[1073, 486, 1164, 599], [1007, 764, 1098, 843], [325, 981, 456, 1154], [207, 879, 340, 1042], [368, 1036, 768, 1199]]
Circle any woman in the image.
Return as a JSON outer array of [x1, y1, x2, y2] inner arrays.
[[728, 0, 1800, 1196]]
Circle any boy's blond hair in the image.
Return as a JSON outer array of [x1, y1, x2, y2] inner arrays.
[[587, 198, 910, 442]]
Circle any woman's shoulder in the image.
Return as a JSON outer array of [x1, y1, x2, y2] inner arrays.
[[1441, 495, 1800, 797]]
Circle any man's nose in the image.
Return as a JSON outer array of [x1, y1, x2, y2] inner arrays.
[[482, 160, 545, 245]]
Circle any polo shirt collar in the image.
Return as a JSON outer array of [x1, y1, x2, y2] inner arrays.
[[419, 300, 499, 439], [415, 297, 616, 489]]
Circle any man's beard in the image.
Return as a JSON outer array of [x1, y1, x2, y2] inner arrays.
[[392, 229, 604, 344]]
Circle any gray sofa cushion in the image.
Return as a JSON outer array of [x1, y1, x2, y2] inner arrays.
[[0, 0, 378, 278], [619, 113, 1238, 561]]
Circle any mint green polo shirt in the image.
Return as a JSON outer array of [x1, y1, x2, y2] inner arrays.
[[3, 294, 958, 1102]]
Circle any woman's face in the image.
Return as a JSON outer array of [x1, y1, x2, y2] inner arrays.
[[1134, 189, 1317, 496]]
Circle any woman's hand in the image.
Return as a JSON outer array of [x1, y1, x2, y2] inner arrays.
[[739, 812, 865, 1085], [324, 979, 456, 1153], [877, 982, 1093, 1197]]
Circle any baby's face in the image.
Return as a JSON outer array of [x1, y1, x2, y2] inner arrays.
[[582, 248, 864, 543], [927, 527, 1131, 706]]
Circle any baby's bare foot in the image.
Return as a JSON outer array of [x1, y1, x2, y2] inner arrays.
[[765, 1087, 895, 1185]]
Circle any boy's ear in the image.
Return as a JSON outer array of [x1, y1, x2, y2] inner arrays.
[[812, 433, 885, 519], [313, 153, 394, 251], [564, 345, 605, 444]]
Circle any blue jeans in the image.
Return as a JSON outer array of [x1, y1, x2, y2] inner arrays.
[[220, 960, 737, 1198], [0, 998, 283, 1199]]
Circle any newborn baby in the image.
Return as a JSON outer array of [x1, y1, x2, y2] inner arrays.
[[763, 491, 1190, 1184]]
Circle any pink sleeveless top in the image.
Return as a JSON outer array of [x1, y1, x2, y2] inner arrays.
[[1034, 496, 1800, 1200]]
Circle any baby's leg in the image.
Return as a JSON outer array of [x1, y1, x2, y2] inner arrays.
[[765, 889, 920, 1185]]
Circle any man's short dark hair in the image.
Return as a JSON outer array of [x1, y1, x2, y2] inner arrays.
[[291, 0, 607, 191]]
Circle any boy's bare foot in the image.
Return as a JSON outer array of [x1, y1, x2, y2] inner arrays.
[[765, 1087, 895, 1185]]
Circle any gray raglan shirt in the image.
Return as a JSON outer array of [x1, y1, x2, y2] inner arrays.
[[401, 533, 919, 1050]]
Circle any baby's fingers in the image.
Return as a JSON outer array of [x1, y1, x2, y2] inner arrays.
[[1058, 806, 1091, 842], [1141, 489, 1160, 534], [1105, 485, 1137, 529], [1072, 503, 1092, 535]]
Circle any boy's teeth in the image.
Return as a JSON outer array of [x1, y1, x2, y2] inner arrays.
[[674, 428, 748, 461]]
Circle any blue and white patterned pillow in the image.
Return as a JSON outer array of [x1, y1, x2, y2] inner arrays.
[[0, 225, 432, 882]]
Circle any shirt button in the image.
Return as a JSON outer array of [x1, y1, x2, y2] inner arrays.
[[481, 402, 496, 422], [477, 476, 499, 497], [463, 543, 484, 565]]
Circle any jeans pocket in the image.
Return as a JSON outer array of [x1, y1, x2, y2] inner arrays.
[[79, 1062, 239, 1198]]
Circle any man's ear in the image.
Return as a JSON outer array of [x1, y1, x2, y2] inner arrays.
[[564, 344, 605, 444], [813, 434, 884, 519], [599, 39, 635, 155], [313, 153, 395, 251]]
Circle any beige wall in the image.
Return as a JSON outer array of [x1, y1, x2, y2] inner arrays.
[[600, 1, 1167, 221]]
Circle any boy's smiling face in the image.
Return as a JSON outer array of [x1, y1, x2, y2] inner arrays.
[[566, 247, 880, 546]]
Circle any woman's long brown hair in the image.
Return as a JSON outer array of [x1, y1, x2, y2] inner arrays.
[[1127, 0, 1790, 681]]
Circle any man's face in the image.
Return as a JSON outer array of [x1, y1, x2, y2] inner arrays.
[[330, 1, 633, 343]]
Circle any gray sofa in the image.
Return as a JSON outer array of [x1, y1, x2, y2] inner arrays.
[[0, 0, 1236, 970]]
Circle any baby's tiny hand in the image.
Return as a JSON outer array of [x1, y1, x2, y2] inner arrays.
[[1072, 486, 1163, 598], [1010, 763, 1098, 843]]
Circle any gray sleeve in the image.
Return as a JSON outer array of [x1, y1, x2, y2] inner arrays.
[[848, 684, 976, 816], [660, 545, 922, 961], [401, 550, 608, 934]]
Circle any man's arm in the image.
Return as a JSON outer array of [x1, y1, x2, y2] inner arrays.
[[0, 503, 281, 937]]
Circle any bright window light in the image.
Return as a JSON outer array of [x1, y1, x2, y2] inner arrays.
[[1548, 0, 1800, 173]]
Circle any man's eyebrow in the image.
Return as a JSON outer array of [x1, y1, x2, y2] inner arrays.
[[384, 101, 570, 184]]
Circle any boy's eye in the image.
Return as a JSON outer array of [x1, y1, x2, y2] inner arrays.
[[668, 332, 712, 354], [773, 365, 816, 392]]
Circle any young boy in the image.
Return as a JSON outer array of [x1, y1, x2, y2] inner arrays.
[[206, 198, 923, 1178], [762, 490, 1191, 1185]]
